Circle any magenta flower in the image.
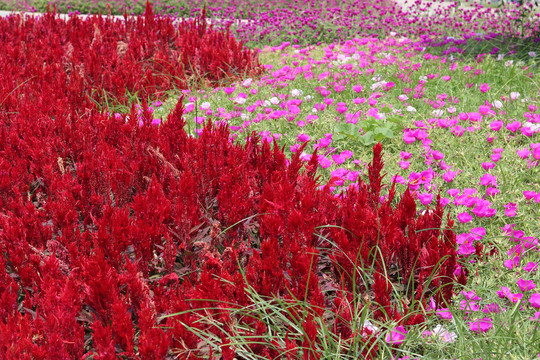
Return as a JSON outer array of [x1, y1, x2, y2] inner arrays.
[[506, 121, 522, 133], [336, 103, 348, 114], [524, 262, 539, 272], [504, 202, 517, 217], [386, 325, 407, 346], [457, 212, 473, 223], [432, 150, 445, 160], [530, 294, 540, 308], [489, 120, 504, 131], [419, 169, 433, 184], [482, 303, 504, 314], [497, 286, 513, 299], [341, 150, 353, 159], [491, 153, 502, 162], [468, 318, 493, 333], [461, 290, 482, 301], [479, 83, 491, 93], [479, 173, 498, 187], [332, 154, 345, 165], [318, 157, 332, 168], [401, 151, 412, 160], [517, 279, 536, 292], [297, 133, 310, 142], [436, 308, 453, 320], [482, 162, 496, 171], [419, 192, 433, 205], [352, 85, 364, 93], [457, 242, 476, 256], [510, 292, 524, 303], [521, 127, 534, 137], [399, 161, 410, 169], [442, 170, 458, 182], [460, 300, 480, 313], [517, 148, 531, 159]]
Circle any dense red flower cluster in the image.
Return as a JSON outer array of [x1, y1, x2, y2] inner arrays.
[[0, 2, 262, 113], [0, 5, 463, 358]]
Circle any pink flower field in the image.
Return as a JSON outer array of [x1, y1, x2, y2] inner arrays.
[[0, 0, 539, 358]]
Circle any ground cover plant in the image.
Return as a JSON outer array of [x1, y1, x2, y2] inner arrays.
[[1, 0, 540, 359]]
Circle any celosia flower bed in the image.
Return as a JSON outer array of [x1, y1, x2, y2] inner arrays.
[[0, 3, 261, 115], [0, 4, 465, 359]]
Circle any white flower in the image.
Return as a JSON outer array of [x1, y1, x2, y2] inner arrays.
[[362, 320, 379, 333], [398, 94, 409, 101], [525, 122, 540, 132], [419, 75, 427, 81], [505, 60, 514, 67], [432, 325, 457, 343], [447, 106, 457, 113], [371, 81, 387, 90], [493, 100, 503, 109], [240, 113, 250, 120], [432, 109, 444, 117], [406, 106, 417, 112], [234, 97, 246, 104], [200, 101, 211, 111], [371, 75, 382, 82], [390, 31, 397, 36], [264, 100, 271, 107], [269, 97, 280, 105], [304, 95, 313, 101], [291, 89, 303, 97], [529, 51, 537, 57], [497, 54, 504, 61], [510, 92, 520, 100], [242, 78, 253, 87]]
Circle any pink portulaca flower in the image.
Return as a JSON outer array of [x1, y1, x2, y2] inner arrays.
[[457, 212, 473, 223], [468, 318, 493, 333], [506, 121, 522, 133], [504, 202, 517, 217], [530, 294, 540, 308], [517, 279, 536, 292], [479, 83, 491, 93], [490, 120, 504, 131], [418, 192, 433, 205], [386, 325, 407, 346]]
